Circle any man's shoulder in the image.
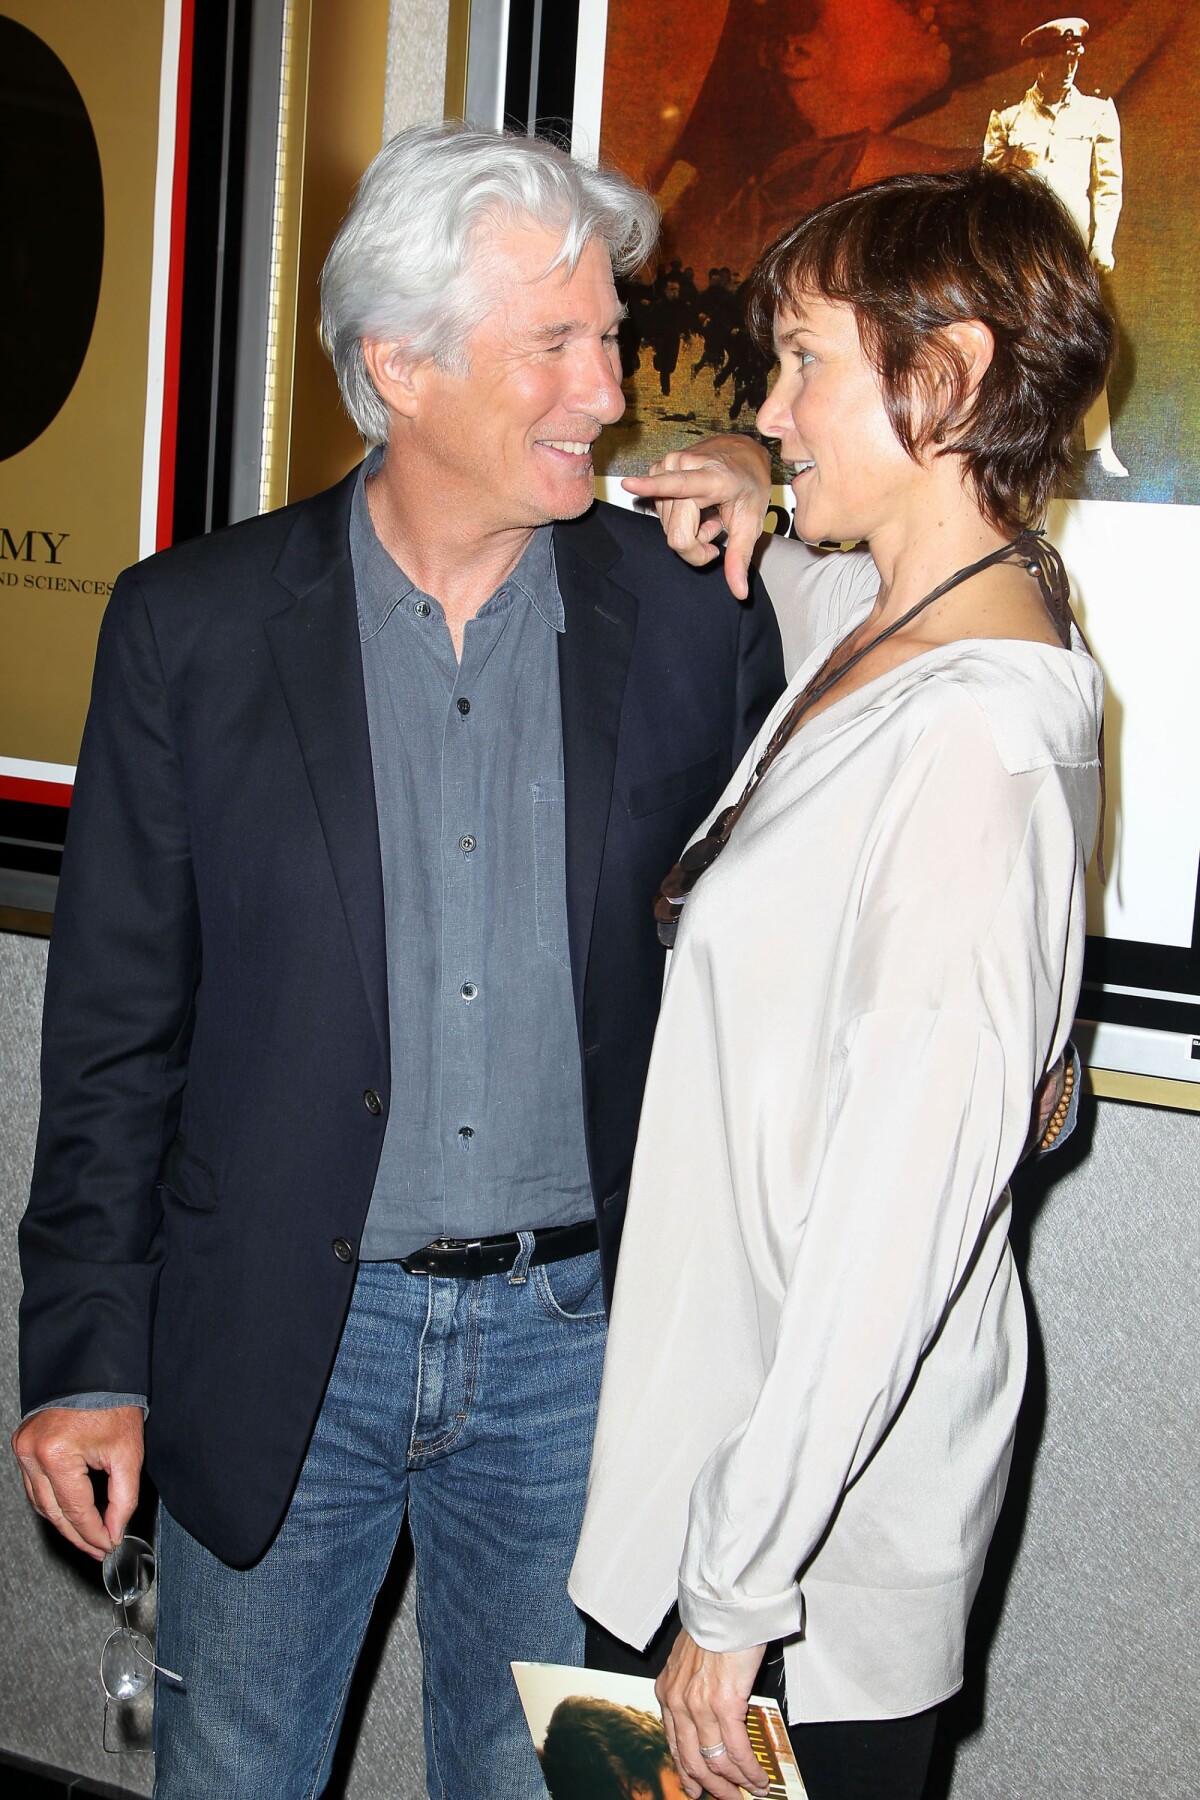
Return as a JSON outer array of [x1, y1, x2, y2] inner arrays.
[[555, 498, 744, 602], [119, 465, 359, 608], [554, 496, 668, 563], [1071, 89, 1119, 124], [992, 97, 1028, 128]]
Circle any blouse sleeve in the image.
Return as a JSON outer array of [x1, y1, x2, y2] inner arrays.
[[756, 536, 877, 678], [675, 694, 1088, 1651]]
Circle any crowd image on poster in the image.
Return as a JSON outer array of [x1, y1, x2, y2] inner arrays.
[[594, 0, 1196, 509]]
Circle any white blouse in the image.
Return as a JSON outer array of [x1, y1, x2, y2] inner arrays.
[[569, 536, 1104, 1722]]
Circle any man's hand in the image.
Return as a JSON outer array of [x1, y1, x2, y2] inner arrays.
[[655, 1627, 769, 1799], [622, 436, 773, 600], [12, 1406, 144, 1560]]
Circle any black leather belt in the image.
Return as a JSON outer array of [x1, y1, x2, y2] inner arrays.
[[398, 1217, 598, 1278]]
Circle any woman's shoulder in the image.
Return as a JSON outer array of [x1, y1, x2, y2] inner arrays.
[[917, 638, 1104, 777], [755, 535, 876, 676]]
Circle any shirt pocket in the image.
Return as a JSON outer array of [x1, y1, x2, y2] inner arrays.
[[532, 778, 571, 970]]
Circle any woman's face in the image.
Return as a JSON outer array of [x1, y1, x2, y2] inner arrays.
[[757, 293, 921, 546], [778, 0, 951, 134]]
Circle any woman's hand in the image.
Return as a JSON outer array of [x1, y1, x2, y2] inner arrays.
[[655, 1628, 770, 1799], [621, 436, 773, 601]]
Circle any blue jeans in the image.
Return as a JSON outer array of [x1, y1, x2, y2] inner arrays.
[[153, 1240, 606, 1797]]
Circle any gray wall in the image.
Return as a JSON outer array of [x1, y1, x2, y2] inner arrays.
[[3, 929, 1197, 1796]]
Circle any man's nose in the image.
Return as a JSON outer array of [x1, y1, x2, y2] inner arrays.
[[573, 341, 626, 424]]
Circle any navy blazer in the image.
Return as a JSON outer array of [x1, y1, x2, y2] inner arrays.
[[18, 468, 783, 1566]]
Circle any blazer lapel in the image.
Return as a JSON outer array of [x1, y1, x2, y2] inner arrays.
[[264, 472, 389, 1059], [554, 510, 638, 1017]]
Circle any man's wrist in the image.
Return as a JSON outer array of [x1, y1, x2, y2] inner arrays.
[[20, 1393, 149, 1426]]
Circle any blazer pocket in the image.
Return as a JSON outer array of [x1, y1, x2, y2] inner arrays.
[[157, 1138, 219, 1212], [626, 752, 722, 821]]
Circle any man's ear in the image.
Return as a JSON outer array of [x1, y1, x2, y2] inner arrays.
[[941, 318, 994, 396], [361, 339, 426, 421]]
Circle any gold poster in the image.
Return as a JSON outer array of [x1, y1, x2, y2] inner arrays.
[[0, 1, 175, 784]]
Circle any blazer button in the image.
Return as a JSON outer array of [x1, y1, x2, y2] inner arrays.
[[363, 1089, 382, 1115], [332, 1238, 354, 1263]]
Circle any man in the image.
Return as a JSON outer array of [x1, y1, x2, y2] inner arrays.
[[13, 125, 783, 1797], [538, 1696, 685, 1800], [984, 15, 1127, 476]]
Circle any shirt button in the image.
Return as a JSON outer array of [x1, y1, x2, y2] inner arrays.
[[457, 697, 471, 716], [458, 1125, 474, 1140], [460, 981, 478, 1000], [459, 834, 476, 853], [413, 599, 431, 617], [332, 1238, 354, 1262], [363, 1089, 383, 1115]]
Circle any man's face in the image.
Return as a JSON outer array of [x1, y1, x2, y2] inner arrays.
[[408, 222, 626, 530], [1038, 44, 1083, 98], [779, 0, 951, 128], [630, 1772, 688, 1800]]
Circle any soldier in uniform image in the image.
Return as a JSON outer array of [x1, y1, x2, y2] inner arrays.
[[984, 15, 1127, 476]]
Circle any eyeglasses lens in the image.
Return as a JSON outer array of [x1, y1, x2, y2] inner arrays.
[[101, 1628, 156, 1702], [103, 1536, 154, 1606]]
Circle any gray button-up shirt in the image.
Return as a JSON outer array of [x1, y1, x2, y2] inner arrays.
[[351, 457, 593, 1259]]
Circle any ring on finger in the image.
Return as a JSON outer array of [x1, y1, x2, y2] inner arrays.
[[698, 1741, 726, 1760]]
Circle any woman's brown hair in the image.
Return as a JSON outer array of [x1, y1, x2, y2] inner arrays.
[[746, 164, 1116, 533]]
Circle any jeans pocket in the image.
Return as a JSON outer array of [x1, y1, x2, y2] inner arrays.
[[533, 1248, 606, 1323], [532, 778, 571, 970]]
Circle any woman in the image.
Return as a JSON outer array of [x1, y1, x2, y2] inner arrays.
[[569, 164, 1112, 1800]]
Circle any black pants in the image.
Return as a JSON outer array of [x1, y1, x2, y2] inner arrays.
[[586, 1617, 938, 1800]]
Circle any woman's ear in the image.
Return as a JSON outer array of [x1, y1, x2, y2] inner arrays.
[[942, 318, 995, 396], [361, 338, 424, 421]]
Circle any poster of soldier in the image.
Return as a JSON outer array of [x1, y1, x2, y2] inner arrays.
[[591, 0, 1196, 507]]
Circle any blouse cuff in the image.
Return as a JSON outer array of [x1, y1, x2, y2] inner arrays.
[[677, 1577, 805, 1653]]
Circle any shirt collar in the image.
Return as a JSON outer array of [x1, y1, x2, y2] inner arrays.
[[507, 522, 565, 633], [1029, 81, 1078, 116], [351, 448, 565, 640]]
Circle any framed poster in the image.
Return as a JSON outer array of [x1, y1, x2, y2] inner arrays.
[[551, 1, 1200, 1100], [0, 0, 219, 928], [0, 0, 397, 934]]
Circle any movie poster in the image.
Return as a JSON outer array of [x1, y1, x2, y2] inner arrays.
[[0, 1, 185, 802], [594, 0, 1197, 507]]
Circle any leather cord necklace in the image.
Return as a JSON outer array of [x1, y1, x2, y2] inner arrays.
[[654, 528, 1094, 948]]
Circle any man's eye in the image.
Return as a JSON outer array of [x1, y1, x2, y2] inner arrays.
[[602, 331, 621, 346]]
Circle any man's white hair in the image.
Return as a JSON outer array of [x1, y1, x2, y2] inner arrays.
[[319, 122, 659, 444]]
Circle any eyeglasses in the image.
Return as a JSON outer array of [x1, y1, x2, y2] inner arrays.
[[100, 1535, 181, 1753]]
